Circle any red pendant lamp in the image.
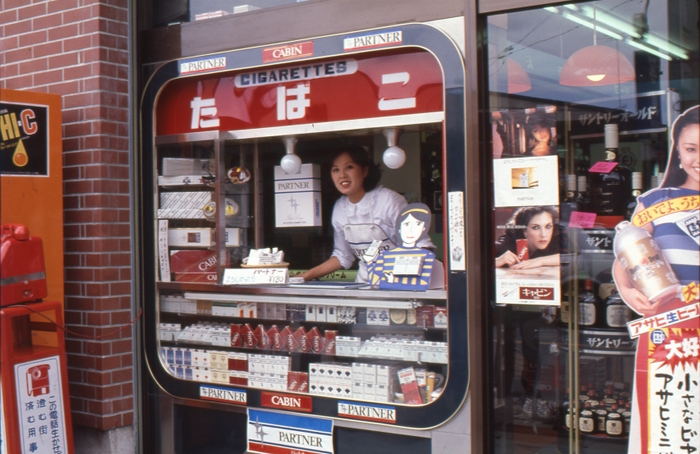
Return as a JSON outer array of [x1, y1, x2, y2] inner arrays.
[[559, 45, 635, 86], [507, 58, 532, 93]]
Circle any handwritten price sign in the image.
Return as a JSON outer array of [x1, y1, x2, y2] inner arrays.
[[569, 211, 597, 228], [223, 268, 288, 285]]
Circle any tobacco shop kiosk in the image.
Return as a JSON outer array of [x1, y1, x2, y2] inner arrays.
[[139, 22, 469, 454]]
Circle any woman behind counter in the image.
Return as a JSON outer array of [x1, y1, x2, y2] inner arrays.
[[495, 206, 560, 270], [299, 145, 434, 283]]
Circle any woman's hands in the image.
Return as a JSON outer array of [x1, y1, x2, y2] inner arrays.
[[495, 251, 560, 269], [495, 250, 520, 268]]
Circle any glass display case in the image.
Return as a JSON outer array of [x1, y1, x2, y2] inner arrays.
[[139, 22, 469, 430]]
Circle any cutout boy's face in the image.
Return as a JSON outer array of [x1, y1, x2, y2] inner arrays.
[[400, 214, 426, 246]]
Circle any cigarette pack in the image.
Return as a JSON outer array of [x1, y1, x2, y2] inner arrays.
[[279, 326, 296, 352], [167, 228, 241, 248], [397, 367, 423, 405], [274, 164, 322, 228], [241, 324, 257, 349], [255, 325, 271, 349], [295, 326, 310, 353], [308, 327, 323, 354], [434, 307, 448, 329], [323, 330, 337, 355], [162, 158, 215, 176], [170, 249, 221, 282], [415, 305, 435, 328], [160, 191, 213, 210], [267, 326, 282, 351]]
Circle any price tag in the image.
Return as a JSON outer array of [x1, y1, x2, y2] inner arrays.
[[393, 255, 423, 275], [223, 268, 288, 285], [589, 161, 618, 173], [569, 211, 597, 228]]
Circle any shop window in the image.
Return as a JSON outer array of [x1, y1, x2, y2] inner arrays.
[[483, 1, 698, 453]]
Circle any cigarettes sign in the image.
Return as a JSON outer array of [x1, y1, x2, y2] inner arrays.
[[156, 49, 443, 136]]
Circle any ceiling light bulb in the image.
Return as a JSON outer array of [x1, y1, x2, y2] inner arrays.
[[383, 145, 406, 169], [280, 136, 301, 174], [381, 128, 406, 169], [587, 74, 606, 82], [280, 153, 302, 174]]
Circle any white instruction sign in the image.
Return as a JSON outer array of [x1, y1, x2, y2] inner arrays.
[[15, 356, 68, 454]]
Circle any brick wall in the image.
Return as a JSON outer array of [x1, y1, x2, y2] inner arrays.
[[1, 0, 134, 431]]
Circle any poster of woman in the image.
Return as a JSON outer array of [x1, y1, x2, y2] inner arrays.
[[612, 105, 699, 454], [494, 205, 561, 305]]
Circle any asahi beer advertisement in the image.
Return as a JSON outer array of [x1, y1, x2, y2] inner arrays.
[[611, 105, 700, 454], [491, 106, 561, 305], [0, 101, 49, 176]]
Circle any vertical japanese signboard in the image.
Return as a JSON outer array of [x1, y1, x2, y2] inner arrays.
[[14, 356, 68, 454]]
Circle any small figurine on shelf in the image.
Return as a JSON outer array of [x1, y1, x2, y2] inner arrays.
[[368, 203, 443, 290]]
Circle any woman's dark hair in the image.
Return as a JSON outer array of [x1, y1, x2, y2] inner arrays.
[[330, 144, 382, 191], [506, 206, 559, 239], [662, 105, 699, 188]]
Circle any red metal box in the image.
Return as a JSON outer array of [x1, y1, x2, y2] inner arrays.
[[1, 224, 47, 306]]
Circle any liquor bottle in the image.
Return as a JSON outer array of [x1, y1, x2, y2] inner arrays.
[[560, 174, 581, 254], [604, 289, 635, 328], [577, 279, 599, 327], [624, 171, 643, 220], [605, 404, 624, 436], [576, 176, 591, 212], [595, 406, 609, 433], [589, 124, 632, 219], [579, 401, 596, 434], [622, 403, 632, 435]]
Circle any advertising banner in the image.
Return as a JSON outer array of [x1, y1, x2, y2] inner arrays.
[[156, 50, 443, 136], [611, 105, 700, 454], [247, 408, 333, 454], [491, 105, 561, 305]]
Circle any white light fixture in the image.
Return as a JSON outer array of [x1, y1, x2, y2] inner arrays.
[[381, 128, 406, 169], [280, 136, 301, 174], [625, 38, 672, 61]]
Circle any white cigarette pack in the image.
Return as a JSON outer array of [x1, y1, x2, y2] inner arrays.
[[162, 158, 215, 176], [274, 164, 322, 228], [167, 228, 241, 248]]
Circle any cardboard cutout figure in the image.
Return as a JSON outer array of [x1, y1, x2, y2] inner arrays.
[[612, 105, 699, 454], [368, 203, 438, 290]]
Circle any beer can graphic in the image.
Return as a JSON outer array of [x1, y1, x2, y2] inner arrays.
[[516, 239, 529, 261], [613, 221, 681, 304]]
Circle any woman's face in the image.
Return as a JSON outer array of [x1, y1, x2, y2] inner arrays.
[[677, 123, 699, 189], [331, 152, 368, 203], [524, 212, 554, 251], [399, 214, 426, 246], [532, 125, 551, 143]]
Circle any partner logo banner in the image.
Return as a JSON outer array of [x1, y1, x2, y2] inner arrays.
[[248, 408, 333, 454]]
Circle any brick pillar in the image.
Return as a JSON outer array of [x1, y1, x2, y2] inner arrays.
[[1, 0, 134, 440]]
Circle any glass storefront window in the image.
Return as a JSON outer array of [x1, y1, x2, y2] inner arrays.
[[152, 0, 310, 26], [483, 1, 698, 453]]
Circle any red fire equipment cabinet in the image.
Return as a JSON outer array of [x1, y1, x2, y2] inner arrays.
[[139, 20, 469, 453]]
